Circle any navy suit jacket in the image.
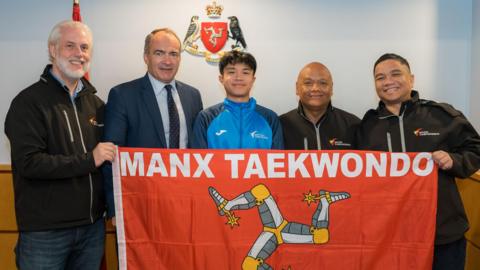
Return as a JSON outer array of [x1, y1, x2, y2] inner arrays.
[[103, 74, 203, 217]]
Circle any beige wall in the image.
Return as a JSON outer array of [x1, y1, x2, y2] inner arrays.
[[0, 0, 476, 164]]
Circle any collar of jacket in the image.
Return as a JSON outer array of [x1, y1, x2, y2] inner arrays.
[[39, 64, 97, 97], [376, 90, 420, 117], [224, 97, 256, 113], [296, 101, 334, 125]]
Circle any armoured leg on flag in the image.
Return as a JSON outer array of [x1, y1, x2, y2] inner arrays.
[[310, 190, 350, 244], [208, 186, 257, 215], [280, 222, 316, 244], [242, 231, 277, 270], [253, 184, 285, 229], [208, 184, 286, 228]]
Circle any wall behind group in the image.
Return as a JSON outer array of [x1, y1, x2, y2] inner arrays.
[[0, 0, 476, 163], [471, 0, 480, 131]]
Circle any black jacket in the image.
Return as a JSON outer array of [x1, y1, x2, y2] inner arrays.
[[5, 65, 105, 231], [280, 102, 360, 150], [356, 90, 480, 245]]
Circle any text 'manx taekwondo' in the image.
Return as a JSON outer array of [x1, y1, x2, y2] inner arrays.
[[118, 151, 434, 179]]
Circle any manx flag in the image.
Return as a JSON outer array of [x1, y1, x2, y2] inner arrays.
[[113, 148, 437, 270], [72, 0, 89, 80]]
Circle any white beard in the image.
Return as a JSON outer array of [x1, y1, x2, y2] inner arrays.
[[56, 56, 90, 80]]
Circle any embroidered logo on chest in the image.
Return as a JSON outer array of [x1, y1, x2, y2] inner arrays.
[[215, 129, 228, 136], [89, 116, 104, 127], [413, 128, 440, 137], [329, 138, 351, 147], [250, 130, 268, 140]]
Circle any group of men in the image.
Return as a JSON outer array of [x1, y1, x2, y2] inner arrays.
[[4, 20, 480, 270]]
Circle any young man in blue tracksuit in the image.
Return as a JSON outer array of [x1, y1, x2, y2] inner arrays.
[[192, 51, 283, 149]]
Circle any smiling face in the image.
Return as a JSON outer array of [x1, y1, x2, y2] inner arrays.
[[296, 63, 333, 112], [219, 63, 256, 102], [374, 59, 414, 106], [49, 25, 92, 82], [144, 31, 181, 83]]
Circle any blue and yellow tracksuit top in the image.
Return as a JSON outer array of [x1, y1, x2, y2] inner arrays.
[[192, 98, 284, 149]]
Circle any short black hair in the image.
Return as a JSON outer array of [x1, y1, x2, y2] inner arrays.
[[373, 53, 411, 73], [219, 51, 257, 75]]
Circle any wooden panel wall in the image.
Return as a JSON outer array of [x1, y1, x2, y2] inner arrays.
[[0, 165, 118, 270], [0, 165, 17, 270], [457, 171, 480, 270]]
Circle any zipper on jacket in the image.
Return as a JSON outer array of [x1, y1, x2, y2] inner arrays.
[[239, 106, 243, 148], [313, 117, 327, 150], [387, 132, 393, 152], [299, 112, 326, 150], [71, 99, 94, 224], [300, 116, 324, 150], [379, 110, 407, 152], [63, 110, 74, 143], [298, 111, 324, 150], [314, 124, 321, 150], [398, 113, 406, 152]]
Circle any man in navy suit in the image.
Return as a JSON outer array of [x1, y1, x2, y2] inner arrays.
[[103, 28, 203, 223]]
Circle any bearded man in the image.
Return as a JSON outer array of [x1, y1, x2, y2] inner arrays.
[[4, 20, 115, 270]]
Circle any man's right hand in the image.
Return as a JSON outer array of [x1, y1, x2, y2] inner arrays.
[[93, 142, 116, 167]]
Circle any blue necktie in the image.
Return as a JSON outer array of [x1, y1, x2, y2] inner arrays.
[[165, 84, 180, 148]]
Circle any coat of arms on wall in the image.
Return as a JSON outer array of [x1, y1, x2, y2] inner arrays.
[[182, 1, 247, 64]]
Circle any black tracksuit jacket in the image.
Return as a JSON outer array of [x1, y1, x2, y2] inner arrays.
[[356, 90, 480, 245], [5, 65, 105, 231], [280, 102, 360, 150]]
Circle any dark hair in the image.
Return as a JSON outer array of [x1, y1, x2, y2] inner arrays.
[[373, 53, 411, 73], [219, 51, 257, 75]]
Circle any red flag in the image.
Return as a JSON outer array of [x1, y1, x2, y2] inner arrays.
[[72, 0, 82, 21], [113, 148, 437, 270], [72, 0, 90, 80]]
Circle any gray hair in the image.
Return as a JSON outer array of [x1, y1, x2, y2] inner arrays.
[[48, 20, 93, 62], [144, 28, 181, 55]]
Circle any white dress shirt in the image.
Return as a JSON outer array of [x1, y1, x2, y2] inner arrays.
[[148, 73, 188, 148]]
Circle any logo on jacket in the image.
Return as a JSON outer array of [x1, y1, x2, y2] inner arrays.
[[182, 1, 248, 64], [215, 129, 227, 136], [413, 128, 440, 137], [329, 138, 351, 147], [89, 117, 104, 127], [250, 131, 268, 140]]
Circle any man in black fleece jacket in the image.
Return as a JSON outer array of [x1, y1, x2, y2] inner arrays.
[[356, 53, 480, 270], [5, 20, 116, 270]]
